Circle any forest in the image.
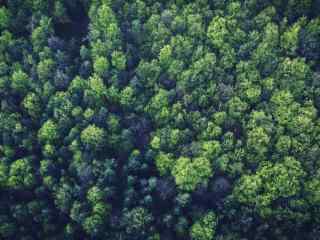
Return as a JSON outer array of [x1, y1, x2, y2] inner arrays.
[[1, 0, 320, 239]]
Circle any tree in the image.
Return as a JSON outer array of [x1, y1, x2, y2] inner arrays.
[[53, 1, 69, 23], [155, 152, 175, 176], [299, 17, 320, 61], [285, 0, 311, 23], [8, 158, 35, 189], [54, 183, 74, 213], [22, 92, 42, 119], [87, 186, 105, 204], [83, 201, 110, 236], [207, 16, 229, 50], [276, 57, 311, 97], [234, 157, 306, 218], [172, 157, 212, 191], [38, 119, 59, 143], [271, 90, 297, 126], [120, 86, 135, 108], [89, 2, 121, 57], [227, 97, 248, 119], [1, 0, 320, 238], [281, 17, 306, 55], [190, 212, 217, 240], [201, 141, 221, 161], [253, 22, 279, 76], [84, 74, 107, 105], [83, 214, 104, 236], [70, 201, 86, 224], [80, 124, 105, 149], [123, 207, 153, 237], [11, 69, 30, 94], [93, 56, 109, 76], [37, 58, 55, 82], [31, 17, 52, 52], [276, 135, 292, 155], [159, 44, 173, 69], [246, 127, 270, 160], [111, 50, 126, 71], [200, 121, 222, 140], [0, 7, 9, 30], [145, 88, 170, 125]]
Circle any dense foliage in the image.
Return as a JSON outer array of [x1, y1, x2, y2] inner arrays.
[[1, 0, 320, 239]]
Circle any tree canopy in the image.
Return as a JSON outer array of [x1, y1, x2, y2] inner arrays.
[[1, 0, 320, 239]]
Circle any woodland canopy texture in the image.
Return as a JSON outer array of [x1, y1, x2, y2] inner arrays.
[[1, 0, 320, 239]]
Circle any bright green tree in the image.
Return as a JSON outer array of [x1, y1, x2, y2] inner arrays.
[[8, 158, 35, 189], [80, 124, 105, 149], [38, 119, 59, 143], [172, 157, 212, 191], [190, 212, 217, 240]]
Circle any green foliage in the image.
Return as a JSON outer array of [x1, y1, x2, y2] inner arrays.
[[0, 7, 9, 30], [159, 44, 173, 68], [190, 212, 217, 240], [155, 152, 175, 176], [37, 58, 55, 81], [234, 157, 306, 217], [22, 92, 41, 118], [172, 157, 212, 191], [120, 86, 134, 108], [90, 2, 121, 57], [86, 74, 107, 103], [300, 17, 320, 61], [93, 56, 109, 76], [281, 18, 306, 55], [11, 69, 30, 94], [227, 97, 248, 119], [305, 175, 320, 205], [87, 186, 105, 204], [53, 1, 68, 23], [38, 119, 58, 143], [201, 141, 221, 161], [55, 183, 74, 213], [247, 127, 270, 158], [83, 213, 104, 235], [31, 17, 52, 52], [207, 16, 229, 49], [150, 135, 161, 150], [124, 207, 153, 236], [80, 124, 105, 148], [1, 1, 320, 239], [8, 158, 35, 189], [111, 50, 126, 71]]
